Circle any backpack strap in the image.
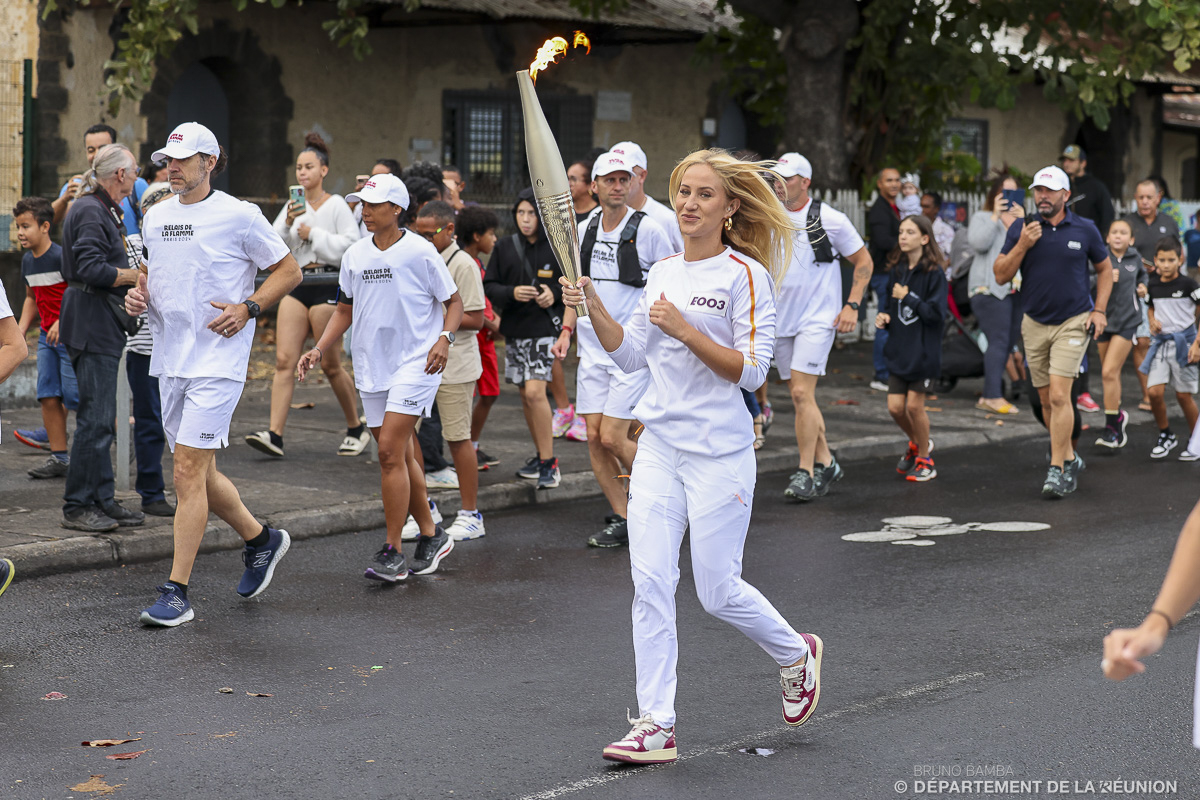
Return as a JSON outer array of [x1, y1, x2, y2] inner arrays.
[[807, 198, 835, 264], [579, 213, 602, 279], [616, 210, 647, 288]]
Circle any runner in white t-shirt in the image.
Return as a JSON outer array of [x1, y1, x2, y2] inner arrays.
[[552, 151, 673, 549], [298, 173, 464, 583], [770, 153, 874, 503], [0, 285, 24, 601], [611, 140, 685, 253], [124, 122, 304, 628], [561, 149, 822, 766]]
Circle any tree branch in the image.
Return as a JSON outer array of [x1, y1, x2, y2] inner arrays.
[[724, 0, 793, 29]]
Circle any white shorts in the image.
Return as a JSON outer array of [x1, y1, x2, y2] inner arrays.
[[360, 382, 439, 428], [576, 361, 651, 419], [1146, 340, 1200, 394], [159, 375, 244, 451], [774, 323, 837, 380]]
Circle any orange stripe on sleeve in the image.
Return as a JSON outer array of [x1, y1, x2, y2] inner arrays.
[[730, 254, 756, 366]]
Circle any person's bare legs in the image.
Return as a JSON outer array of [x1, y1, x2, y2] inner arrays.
[[789, 373, 823, 472], [599, 416, 637, 473], [585, 413, 628, 518], [471, 394, 497, 442], [268, 295, 310, 436], [1148, 383, 1168, 429], [550, 359, 570, 411], [906, 390, 930, 458], [1179, 391, 1199, 433], [169, 446, 260, 585], [405, 434, 436, 537], [1099, 336, 1133, 414], [309, 303, 362, 428], [1039, 374, 1076, 467], [887, 393, 915, 443], [1133, 338, 1151, 406], [519, 379, 554, 460], [373, 412, 420, 548], [41, 397, 68, 451], [447, 439, 478, 510]]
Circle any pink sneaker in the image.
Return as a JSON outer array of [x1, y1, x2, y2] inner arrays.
[[565, 415, 588, 442], [1075, 392, 1100, 413], [602, 713, 677, 764], [781, 633, 823, 727], [552, 404, 575, 438]]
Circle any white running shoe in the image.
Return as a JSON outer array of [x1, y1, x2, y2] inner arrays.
[[401, 500, 442, 541], [445, 509, 486, 541], [602, 712, 677, 764], [338, 419, 371, 456], [425, 466, 459, 490], [1180, 449, 1200, 462]]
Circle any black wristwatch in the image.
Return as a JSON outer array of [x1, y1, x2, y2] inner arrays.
[[244, 299, 262, 318], [845, 301, 860, 311]]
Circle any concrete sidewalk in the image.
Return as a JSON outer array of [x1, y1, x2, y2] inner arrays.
[[0, 337, 1112, 580]]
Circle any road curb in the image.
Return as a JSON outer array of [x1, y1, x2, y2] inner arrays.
[[6, 425, 1044, 580]]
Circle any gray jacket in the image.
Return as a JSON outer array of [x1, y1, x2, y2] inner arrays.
[[967, 210, 1012, 301]]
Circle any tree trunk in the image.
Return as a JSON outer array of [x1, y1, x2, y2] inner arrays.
[[779, 0, 860, 189]]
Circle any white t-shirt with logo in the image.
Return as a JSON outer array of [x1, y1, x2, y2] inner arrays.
[[576, 206, 672, 368], [143, 191, 290, 382], [338, 232, 457, 393], [640, 195, 684, 254], [776, 198, 865, 336], [0, 287, 11, 427]]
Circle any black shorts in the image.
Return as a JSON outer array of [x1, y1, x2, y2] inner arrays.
[[288, 266, 340, 307], [1097, 326, 1138, 343], [888, 375, 932, 394]]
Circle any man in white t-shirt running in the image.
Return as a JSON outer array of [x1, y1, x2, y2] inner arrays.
[[553, 151, 673, 548], [610, 141, 684, 254], [771, 153, 874, 502], [125, 122, 303, 627]]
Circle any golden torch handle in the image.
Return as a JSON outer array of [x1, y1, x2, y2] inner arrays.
[[535, 191, 589, 317]]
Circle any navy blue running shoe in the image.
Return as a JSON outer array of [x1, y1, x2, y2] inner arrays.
[[237, 528, 291, 598], [140, 583, 194, 627]]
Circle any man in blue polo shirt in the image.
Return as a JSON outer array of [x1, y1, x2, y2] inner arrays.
[[994, 165, 1112, 499], [51, 124, 148, 236]]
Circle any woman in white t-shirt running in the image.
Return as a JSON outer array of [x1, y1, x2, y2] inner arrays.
[[248, 133, 363, 460], [561, 149, 823, 765], [298, 173, 464, 582]]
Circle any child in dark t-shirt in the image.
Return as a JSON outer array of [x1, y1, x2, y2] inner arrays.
[[1142, 237, 1200, 459]]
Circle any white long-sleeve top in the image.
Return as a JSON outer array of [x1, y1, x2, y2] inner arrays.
[[608, 246, 777, 457], [272, 193, 360, 268]]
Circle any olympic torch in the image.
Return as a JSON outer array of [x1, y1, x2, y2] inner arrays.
[[517, 33, 591, 316]]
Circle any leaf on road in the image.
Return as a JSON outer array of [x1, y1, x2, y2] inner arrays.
[[69, 775, 124, 795], [371, 666, 384, 670], [245, 692, 273, 697], [212, 732, 237, 738], [217, 687, 234, 693], [833, 399, 859, 406], [42, 691, 68, 700], [82, 738, 142, 747], [995, 420, 1004, 426], [106, 749, 150, 761], [289, 402, 315, 409]]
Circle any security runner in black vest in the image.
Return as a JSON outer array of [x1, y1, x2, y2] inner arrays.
[[770, 152, 874, 503], [552, 150, 673, 549]]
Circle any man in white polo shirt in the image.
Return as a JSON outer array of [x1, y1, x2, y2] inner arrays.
[[125, 122, 303, 626], [610, 141, 684, 253], [772, 153, 874, 502], [553, 150, 673, 548]]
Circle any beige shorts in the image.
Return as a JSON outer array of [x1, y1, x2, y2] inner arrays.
[[435, 381, 474, 442], [1022, 311, 1090, 388]]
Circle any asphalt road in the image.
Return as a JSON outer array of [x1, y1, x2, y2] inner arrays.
[[3, 432, 1198, 800]]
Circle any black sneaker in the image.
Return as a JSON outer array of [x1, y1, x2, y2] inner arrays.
[[477, 448, 500, 468], [1152, 432, 1179, 459], [475, 450, 489, 471], [28, 456, 69, 479], [365, 543, 408, 583], [141, 499, 176, 517], [101, 502, 146, 528], [1064, 452, 1086, 483], [537, 457, 561, 490], [814, 455, 844, 497], [588, 516, 628, 548], [410, 526, 454, 575], [62, 508, 119, 533], [1094, 427, 1121, 449], [896, 441, 918, 475], [516, 455, 540, 480], [0, 557, 13, 599], [1041, 465, 1075, 499], [784, 469, 817, 502]]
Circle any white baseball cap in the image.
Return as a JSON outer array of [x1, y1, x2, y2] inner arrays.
[[774, 152, 812, 179], [592, 152, 635, 180], [609, 141, 647, 171], [1030, 165, 1070, 192], [346, 173, 410, 209], [152, 122, 220, 162]]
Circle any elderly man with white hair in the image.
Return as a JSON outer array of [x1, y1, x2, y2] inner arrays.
[[58, 142, 146, 533]]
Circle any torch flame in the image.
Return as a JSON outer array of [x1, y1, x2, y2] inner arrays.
[[528, 31, 592, 82]]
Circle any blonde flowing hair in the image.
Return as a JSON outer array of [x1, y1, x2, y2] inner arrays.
[[668, 148, 794, 288]]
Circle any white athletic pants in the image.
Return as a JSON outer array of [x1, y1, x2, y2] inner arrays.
[[626, 430, 808, 728]]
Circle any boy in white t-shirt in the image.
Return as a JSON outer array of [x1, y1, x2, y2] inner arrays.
[[299, 174, 465, 581], [552, 151, 673, 548], [0, 281, 30, 600], [124, 122, 304, 628]]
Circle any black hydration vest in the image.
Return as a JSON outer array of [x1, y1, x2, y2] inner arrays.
[[580, 210, 648, 288], [807, 199, 836, 264]]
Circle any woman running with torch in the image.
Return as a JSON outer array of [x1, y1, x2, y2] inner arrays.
[[561, 149, 823, 764]]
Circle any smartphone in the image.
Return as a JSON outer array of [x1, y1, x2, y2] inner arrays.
[[1001, 188, 1025, 212], [288, 184, 305, 207]]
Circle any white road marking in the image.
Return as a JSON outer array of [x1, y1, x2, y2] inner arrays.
[[514, 672, 986, 800]]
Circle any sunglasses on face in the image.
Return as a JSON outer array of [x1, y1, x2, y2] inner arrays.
[[419, 225, 447, 240]]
